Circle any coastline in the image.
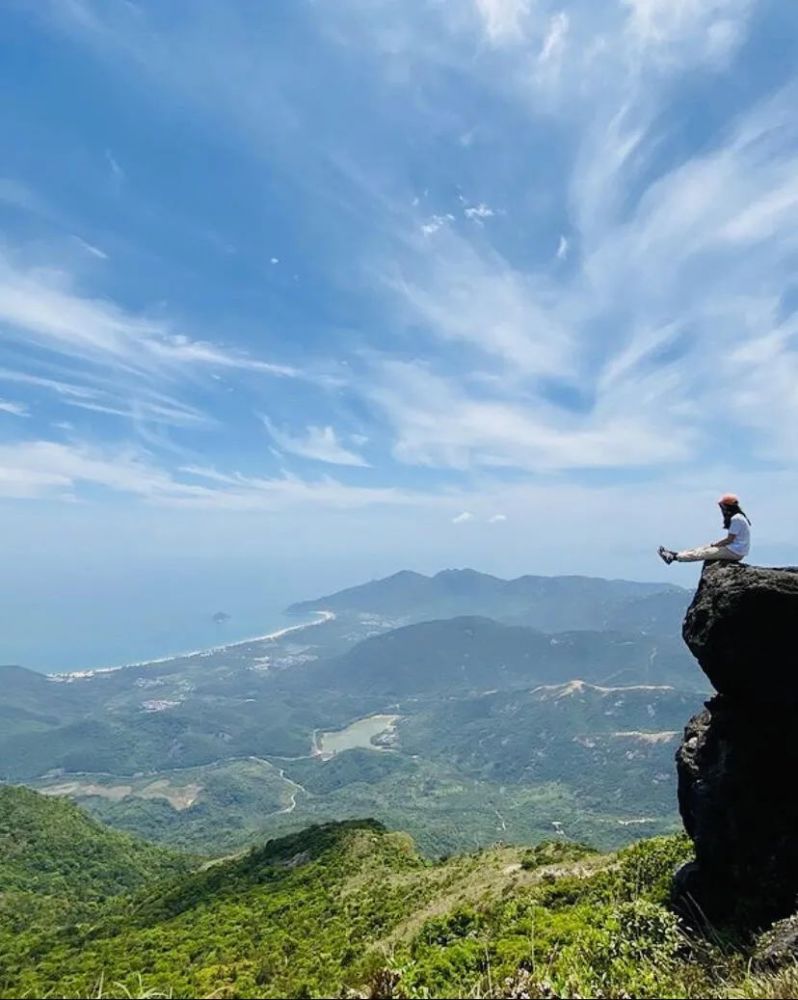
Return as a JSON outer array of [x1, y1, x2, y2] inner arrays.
[[48, 610, 335, 682]]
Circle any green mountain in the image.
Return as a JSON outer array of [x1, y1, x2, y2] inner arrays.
[[288, 568, 689, 635], [303, 615, 700, 696], [0, 784, 190, 898], [0, 571, 703, 859], [0, 601, 704, 856], [0, 797, 785, 1000]]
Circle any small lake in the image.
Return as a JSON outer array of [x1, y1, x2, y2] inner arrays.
[[316, 714, 399, 759]]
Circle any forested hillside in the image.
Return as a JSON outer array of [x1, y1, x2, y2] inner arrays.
[[0, 785, 190, 897], [1, 794, 792, 999]]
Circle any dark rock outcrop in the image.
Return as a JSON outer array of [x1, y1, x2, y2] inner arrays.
[[674, 562, 798, 928], [682, 563, 798, 703]]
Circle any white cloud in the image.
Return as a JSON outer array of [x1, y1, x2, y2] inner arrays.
[[261, 418, 369, 466], [622, 0, 752, 66], [368, 360, 691, 472], [27, 0, 794, 505], [105, 148, 125, 182], [452, 510, 474, 523], [0, 438, 436, 510], [571, 87, 798, 459], [0, 240, 328, 450], [464, 202, 495, 224], [421, 213, 455, 236], [474, 0, 533, 43], [0, 368, 102, 401], [538, 10, 568, 64], [0, 369, 193, 428], [0, 400, 29, 417], [384, 235, 574, 378], [270, 257, 279, 264], [0, 440, 169, 500], [488, 513, 507, 523], [73, 236, 109, 260], [0, 253, 298, 379]]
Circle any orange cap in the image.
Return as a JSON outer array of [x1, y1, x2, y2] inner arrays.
[[718, 493, 739, 506]]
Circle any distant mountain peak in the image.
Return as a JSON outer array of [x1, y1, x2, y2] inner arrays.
[[435, 567, 494, 578], [287, 568, 690, 637]]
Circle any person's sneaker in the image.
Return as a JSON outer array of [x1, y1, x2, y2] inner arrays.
[[658, 546, 676, 565]]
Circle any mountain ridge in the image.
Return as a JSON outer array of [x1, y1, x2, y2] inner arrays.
[[2, 790, 787, 1000], [287, 568, 689, 635], [297, 614, 702, 697]]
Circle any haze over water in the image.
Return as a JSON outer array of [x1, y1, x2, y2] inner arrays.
[[1, 563, 312, 674]]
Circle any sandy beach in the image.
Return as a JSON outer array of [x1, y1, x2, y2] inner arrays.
[[48, 610, 336, 682]]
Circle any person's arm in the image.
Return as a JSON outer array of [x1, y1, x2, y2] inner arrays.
[[712, 534, 735, 547]]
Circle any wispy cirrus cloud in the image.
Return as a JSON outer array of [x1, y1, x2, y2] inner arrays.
[[622, 0, 752, 65], [0, 437, 431, 510], [382, 234, 574, 380], [0, 246, 314, 439], [367, 360, 691, 472], [474, 0, 534, 43], [72, 236, 109, 260], [343, 0, 791, 485], [0, 399, 28, 417], [6, 0, 797, 570], [0, 252, 296, 378], [0, 368, 207, 429], [261, 417, 369, 467]]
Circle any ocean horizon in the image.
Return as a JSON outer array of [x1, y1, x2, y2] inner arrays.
[[0, 566, 316, 674], [2, 605, 302, 675]]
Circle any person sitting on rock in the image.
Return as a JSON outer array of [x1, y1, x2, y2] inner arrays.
[[658, 494, 751, 565]]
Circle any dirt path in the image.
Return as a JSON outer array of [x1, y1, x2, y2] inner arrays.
[[274, 767, 308, 814]]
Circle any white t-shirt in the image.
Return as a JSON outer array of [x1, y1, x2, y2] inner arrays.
[[728, 513, 750, 557]]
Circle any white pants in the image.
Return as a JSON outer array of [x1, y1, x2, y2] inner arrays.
[[675, 545, 743, 563]]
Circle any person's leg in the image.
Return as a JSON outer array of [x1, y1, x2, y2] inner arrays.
[[674, 545, 741, 563]]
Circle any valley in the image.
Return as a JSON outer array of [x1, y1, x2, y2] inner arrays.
[[0, 570, 701, 855]]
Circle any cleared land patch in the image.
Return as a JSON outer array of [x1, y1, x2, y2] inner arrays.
[[39, 778, 202, 810]]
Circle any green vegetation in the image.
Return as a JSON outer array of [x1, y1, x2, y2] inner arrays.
[[302, 617, 701, 696], [0, 785, 189, 898], [42, 758, 294, 853], [0, 579, 706, 858], [6, 641, 698, 856], [0, 786, 193, 998], [288, 568, 689, 637], [1, 791, 792, 1000]]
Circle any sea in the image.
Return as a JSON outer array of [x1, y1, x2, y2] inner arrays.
[[0, 570, 313, 674]]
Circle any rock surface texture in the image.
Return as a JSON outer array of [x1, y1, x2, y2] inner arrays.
[[675, 562, 798, 927]]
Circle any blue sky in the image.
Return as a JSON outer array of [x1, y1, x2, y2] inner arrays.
[[2, 0, 798, 598]]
